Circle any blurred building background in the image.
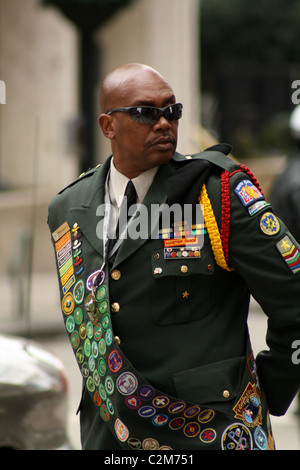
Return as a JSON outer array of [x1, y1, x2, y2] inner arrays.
[[0, 0, 201, 280]]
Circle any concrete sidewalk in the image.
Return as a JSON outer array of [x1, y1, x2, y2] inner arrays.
[[1, 271, 299, 450]]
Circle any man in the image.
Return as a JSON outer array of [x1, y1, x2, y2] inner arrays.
[[48, 64, 300, 450]]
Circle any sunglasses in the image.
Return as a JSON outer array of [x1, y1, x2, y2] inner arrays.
[[106, 103, 183, 125]]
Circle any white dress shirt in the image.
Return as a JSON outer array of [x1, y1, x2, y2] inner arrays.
[[108, 158, 158, 218], [107, 158, 159, 238]]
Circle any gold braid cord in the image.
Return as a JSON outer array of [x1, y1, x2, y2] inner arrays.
[[199, 183, 234, 272]]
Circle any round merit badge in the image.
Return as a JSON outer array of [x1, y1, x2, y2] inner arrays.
[[62, 292, 75, 315], [108, 349, 123, 373], [73, 279, 85, 304], [221, 423, 253, 450], [116, 372, 138, 396]]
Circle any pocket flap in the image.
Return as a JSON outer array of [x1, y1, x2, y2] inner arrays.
[[173, 356, 245, 407]]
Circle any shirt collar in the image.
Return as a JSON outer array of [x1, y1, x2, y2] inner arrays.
[[109, 158, 159, 208]]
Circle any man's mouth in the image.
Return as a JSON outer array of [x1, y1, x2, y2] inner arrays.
[[147, 135, 176, 150]]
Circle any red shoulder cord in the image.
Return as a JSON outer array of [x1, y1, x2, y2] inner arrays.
[[220, 164, 264, 266]]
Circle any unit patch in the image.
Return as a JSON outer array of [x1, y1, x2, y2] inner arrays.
[[233, 382, 262, 427], [276, 235, 300, 274], [221, 423, 253, 450], [234, 179, 264, 207], [260, 212, 280, 236]]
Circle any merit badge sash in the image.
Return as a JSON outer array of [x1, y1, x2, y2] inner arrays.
[[52, 221, 273, 451]]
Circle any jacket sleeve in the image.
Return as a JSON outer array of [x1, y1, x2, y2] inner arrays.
[[227, 171, 300, 416]]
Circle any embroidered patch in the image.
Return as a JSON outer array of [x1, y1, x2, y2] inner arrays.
[[260, 212, 280, 236], [115, 418, 129, 442], [234, 179, 264, 207], [254, 426, 268, 450], [116, 372, 138, 396], [233, 382, 262, 427], [276, 235, 300, 274], [52, 221, 70, 242], [199, 428, 217, 444], [248, 200, 270, 216], [221, 423, 253, 450]]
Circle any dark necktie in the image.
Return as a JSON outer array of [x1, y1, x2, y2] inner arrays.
[[124, 180, 137, 220], [115, 180, 137, 239]]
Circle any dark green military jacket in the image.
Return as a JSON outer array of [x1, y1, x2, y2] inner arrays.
[[48, 148, 300, 450]]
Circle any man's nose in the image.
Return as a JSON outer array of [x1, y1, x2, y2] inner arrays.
[[153, 115, 171, 130]]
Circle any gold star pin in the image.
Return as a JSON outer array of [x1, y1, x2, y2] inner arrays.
[[182, 291, 190, 299]]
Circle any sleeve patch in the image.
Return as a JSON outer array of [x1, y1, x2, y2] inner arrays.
[[260, 212, 280, 236], [248, 201, 270, 216], [276, 235, 300, 274], [234, 179, 264, 207]]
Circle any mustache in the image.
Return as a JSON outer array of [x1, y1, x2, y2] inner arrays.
[[145, 134, 177, 148]]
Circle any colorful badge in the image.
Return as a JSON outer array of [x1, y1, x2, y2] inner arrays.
[[198, 409, 215, 424], [168, 401, 186, 414], [164, 236, 199, 248], [199, 428, 217, 444], [183, 422, 201, 438], [125, 396, 142, 410], [152, 414, 169, 427], [73, 279, 85, 304], [115, 419, 129, 442], [254, 426, 268, 450], [62, 292, 75, 315], [169, 417, 185, 430], [137, 385, 155, 401], [276, 235, 300, 274], [233, 382, 262, 427], [248, 201, 270, 216], [234, 179, 264, 207], [108, 350, 123, 373], [260, 212, 280, 236], [221, 423, 253, 450], [117, 372, 138, 396], [52, 221, 70, 242], [152, 396, 170, 408], [138, 406, 156, 418]]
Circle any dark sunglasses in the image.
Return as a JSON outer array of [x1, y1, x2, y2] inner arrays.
[[106, 103, 183, 125]]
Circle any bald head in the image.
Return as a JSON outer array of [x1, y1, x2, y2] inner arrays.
[[99, 63, 173, 113], [98, 63, 179, 178]]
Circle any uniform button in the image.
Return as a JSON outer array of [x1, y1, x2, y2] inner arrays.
[[111, 302, 120, 313], [223, 389, 230, 399], [111, 269, 121, 280], [181, 265, 188, 273], [115, 336, 121, 345]]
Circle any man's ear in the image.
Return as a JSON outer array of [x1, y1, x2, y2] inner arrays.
[[99, 114, 115, 139]]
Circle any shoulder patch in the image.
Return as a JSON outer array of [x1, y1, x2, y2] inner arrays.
[[276, 235, 300, 274], [234, 179, 264, 208], [260, 211, 280, 236]]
